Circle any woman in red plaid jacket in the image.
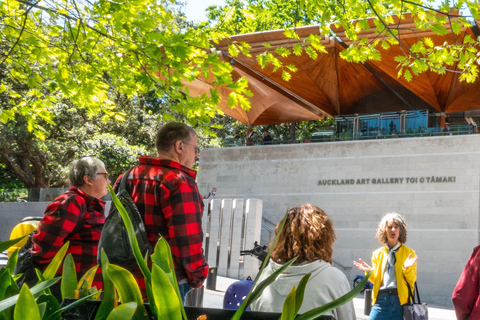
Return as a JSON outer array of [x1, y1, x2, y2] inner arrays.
[[31, 157, 109, 299]]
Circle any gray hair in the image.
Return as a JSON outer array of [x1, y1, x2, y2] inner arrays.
[[69, 157, 105, 187], [155, 122, 197, 154], [375, 212, 408, 244]]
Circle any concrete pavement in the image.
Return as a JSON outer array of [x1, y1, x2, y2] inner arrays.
[[201, 276, 456, 320]]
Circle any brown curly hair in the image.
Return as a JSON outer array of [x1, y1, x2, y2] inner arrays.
[[270, 204, 336, 264], [375, 212, 408, 245]]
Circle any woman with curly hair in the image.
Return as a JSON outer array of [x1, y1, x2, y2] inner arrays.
[[354, 213, 418, 320], [251, 204, 356, 320]]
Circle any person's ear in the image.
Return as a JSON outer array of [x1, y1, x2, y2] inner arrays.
[[83, 175, 93, 186], [174, 140, 184, 154]]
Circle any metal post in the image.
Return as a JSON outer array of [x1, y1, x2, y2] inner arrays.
[[364, 288, 372, 316], [206, 267, 217, 290], [185, 286, 204, 307]]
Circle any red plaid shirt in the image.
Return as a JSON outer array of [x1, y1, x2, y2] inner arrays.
[[114, 156, 208, 290], [31, 186, 105, 290]]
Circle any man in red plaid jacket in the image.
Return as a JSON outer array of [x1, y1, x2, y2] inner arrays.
[[114, 122, 209, 302]]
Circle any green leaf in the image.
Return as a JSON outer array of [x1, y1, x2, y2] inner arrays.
[[35, 294, 60, 320], [14, 285, 41, 320], [105, 302, 137, 320], [282, 70, 292, 81], [451, 20, 462, 35], [423, 37, 434, 48], [108, 185, 151, 285], [46, 291, 102, 320], [463, 35, 475, 44], [151, 237, 186, 319], [284, 29, 300, 40], [430, 24, 449, 36], [296, 271, 373, 320], [43, 241, 70, 280], [76, 265, 99, 291], [280, 286, 297, 320], [280, 275, 310, 320], [5, 249, 18, 276], [231, 256, 298, 320], [305, 46, 318, 60], [404, 69, 413, 82], [94, 250, 115, 320], [151, 264, 182, 320], [106, 264, 147, 320], [0, 268, 13, 300], [0, 237, 26, 253], [293, 44, 303, 56], [0, 278, 60, 313], [61, 254, 77, 299], [293, 274, 311, 316]]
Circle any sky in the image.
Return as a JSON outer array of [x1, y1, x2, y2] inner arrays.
[[184, 0, 226, 22]]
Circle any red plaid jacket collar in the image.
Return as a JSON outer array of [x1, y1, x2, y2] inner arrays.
[[71, 185, 106, 207], [138, 156, 197, 179]]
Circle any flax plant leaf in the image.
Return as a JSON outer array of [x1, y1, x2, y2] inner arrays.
[[151, 264, 182, 320], [0, 278, 60, 312], [43, 241, 70, 280], [14, 284, 41, 320], [105, 302, 137, 320], [107, 185, 151, 284], [61, 254, 77, 299], [295, 271, 373, 320], [94, 250, 116, 320], [0, 237, 26, 253], [106, 264, 147, 320]]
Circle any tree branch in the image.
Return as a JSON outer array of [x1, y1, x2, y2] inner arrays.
[[13, 0, 114, 40], [365, 0, 463, 74], [0, 0, 38, 66]]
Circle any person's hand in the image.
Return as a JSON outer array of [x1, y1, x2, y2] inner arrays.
[[354, 258, 372, 272], [404, 253, 418, 269]]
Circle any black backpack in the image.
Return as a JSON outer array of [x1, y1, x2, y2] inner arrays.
[[97, 167, 152, 270]]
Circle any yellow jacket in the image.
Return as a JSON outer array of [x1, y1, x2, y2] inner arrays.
[[369, 243, 417, 305]]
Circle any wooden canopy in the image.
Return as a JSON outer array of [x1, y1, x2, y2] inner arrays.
[[186, 15, 480, 125]]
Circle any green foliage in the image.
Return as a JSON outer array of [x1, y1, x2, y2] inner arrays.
[[296, 271, 373, 320], [204, 0, 480, 84], [61, 254, 77, 299], [0, 0, 251, 141], [14, 284, 42, 320]]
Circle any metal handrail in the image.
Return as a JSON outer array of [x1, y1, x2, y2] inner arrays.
[[333, 259, 352, 270]]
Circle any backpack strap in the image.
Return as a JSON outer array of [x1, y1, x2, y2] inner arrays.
[[118, 167, 134, 192]]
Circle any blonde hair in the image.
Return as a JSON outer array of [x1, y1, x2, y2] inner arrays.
[[270, 204, 336, 264]]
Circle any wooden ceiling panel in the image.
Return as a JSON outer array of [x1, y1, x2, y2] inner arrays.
[[183, 15, 480, 125]]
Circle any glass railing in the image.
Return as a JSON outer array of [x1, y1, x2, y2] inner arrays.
[[218, 124, 477, 147]]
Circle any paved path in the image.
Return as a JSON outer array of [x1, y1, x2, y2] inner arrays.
[[201, 276, 456, 320]]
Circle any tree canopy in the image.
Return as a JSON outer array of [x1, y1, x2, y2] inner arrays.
[[2, 0, 480, 188], [204, 0, 480, 83]]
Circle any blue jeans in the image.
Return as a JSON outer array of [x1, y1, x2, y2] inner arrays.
[[179, 282, 192, 305], [369, 293, 404, 320]]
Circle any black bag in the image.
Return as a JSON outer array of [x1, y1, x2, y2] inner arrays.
[[14, 232, 41, 288], [97, 167, 152, 270], [403, 281, 428, 320]]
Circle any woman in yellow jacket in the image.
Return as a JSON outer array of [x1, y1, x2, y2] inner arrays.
[[354, 213, 418, 320]]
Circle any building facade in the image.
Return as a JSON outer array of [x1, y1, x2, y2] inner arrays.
[[197, 134, 480, 306]]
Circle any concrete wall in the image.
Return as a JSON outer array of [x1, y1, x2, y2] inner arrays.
[[0, 202, 112, 241], [197, 134, 480, 307], [0, 202, 50, 240]]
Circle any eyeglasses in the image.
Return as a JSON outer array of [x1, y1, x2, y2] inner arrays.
[[97, 172, 109, 180], [183, 141, 200, 154]]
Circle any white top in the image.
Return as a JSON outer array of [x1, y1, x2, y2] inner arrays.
[[251, 259, 356, 320]]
